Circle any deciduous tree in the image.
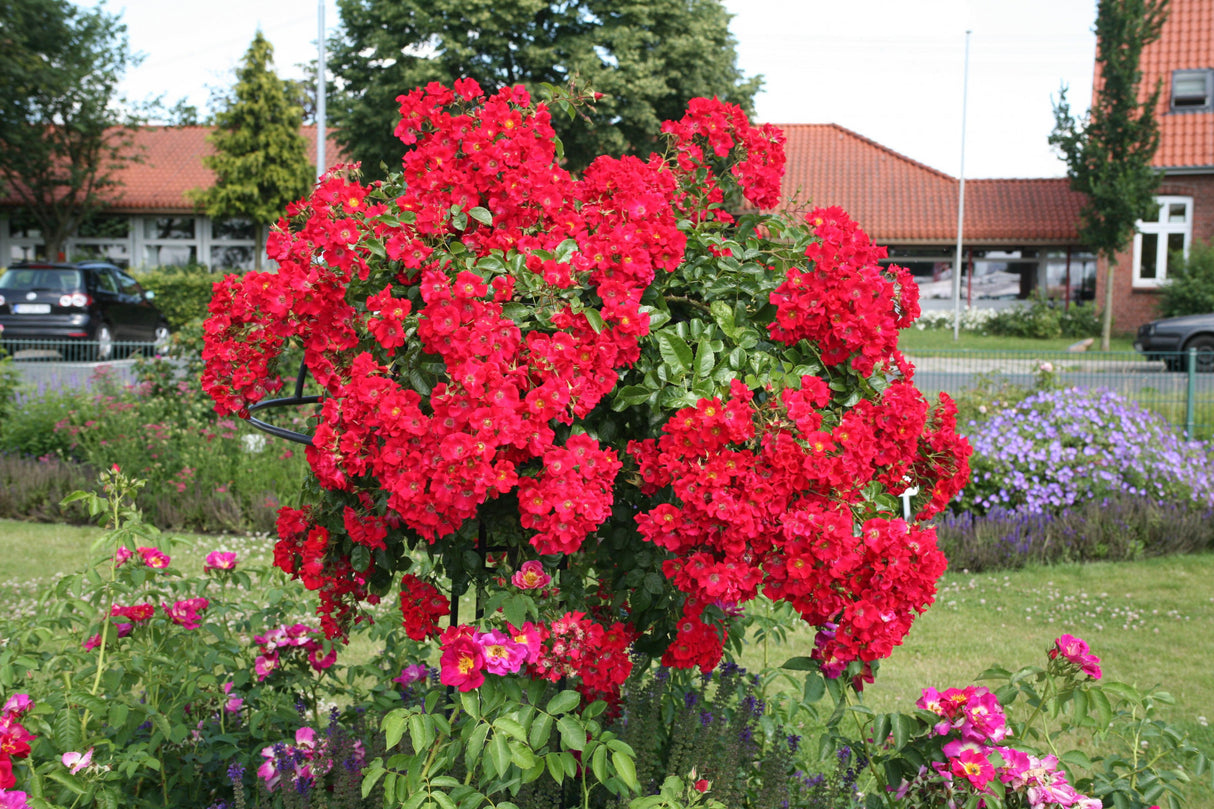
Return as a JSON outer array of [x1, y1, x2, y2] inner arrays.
[[194, 32, 314, 270], [1050, 0, 1168, 350], [327, 0, 760, 178], [0, 0, 140, 261]]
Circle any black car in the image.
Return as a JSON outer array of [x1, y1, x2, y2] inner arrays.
[[0, 261, 170, 360], [1134, 312, 1214, 372]]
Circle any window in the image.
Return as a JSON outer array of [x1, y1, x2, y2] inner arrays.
[[142, 216, 199, 267], [1171, 69, 1213, 111], [212, 218, 255, 241], [144, 217, 195, 239], [1133, 197, 1192, 288], [210, 245, 255, 269]]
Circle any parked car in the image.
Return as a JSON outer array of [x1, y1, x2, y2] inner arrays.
[[1134, 312, 1214, 372], [0, 261, 170, 361]]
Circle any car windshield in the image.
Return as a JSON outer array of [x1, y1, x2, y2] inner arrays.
[[0, 268, 84, 292]]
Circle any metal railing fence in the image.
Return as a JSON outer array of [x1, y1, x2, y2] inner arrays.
[[904, 348, 1214, 439]]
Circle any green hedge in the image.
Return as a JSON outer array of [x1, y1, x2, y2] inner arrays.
[[134, 265, 228, 330]]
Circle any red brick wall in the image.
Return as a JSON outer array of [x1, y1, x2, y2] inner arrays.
[[1095, 172, 1214, 333]]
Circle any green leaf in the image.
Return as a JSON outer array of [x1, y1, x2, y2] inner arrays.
[[409, 713, 435, 752], [495, 717, 526, 742], [502, 596, 527, 632], [555, 239, 576, 264], [464, 722, 489, 773], [528, 712, 553, 750], [803, 672, 826, 703], [612, 749, 639, 792], [891, 713, 913, 751], [709, 300, 739, 338], [655, 331, 694, 375], [557, 715, 586, 751], [488, 733, 510, 778], [583, 307, 605, 334], [384, 711, 407, 750], [509, 740, 537, 770], [545, 752, 565, 784], [545, 690, 580, 715], [460, 691, 481, 719], [468, 207, 492, 226], [781, 656, 816, 671], [591, 744, 608, 783], [694, 337, 715, 380]]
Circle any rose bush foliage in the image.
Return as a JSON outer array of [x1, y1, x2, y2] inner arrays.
[[201, 80, 971, 702]]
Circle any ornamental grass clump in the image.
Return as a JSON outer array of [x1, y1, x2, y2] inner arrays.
[[961, 387, 1214, 516]]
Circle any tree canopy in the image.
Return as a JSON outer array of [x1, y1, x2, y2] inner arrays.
[[193, 31, 314, 271], [327, 0, 761, 178], [1050, 0, 1168, 349], [0, 0, 140, 261]]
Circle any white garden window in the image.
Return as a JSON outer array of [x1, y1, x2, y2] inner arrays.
[[1132, 196, 1192, 288]]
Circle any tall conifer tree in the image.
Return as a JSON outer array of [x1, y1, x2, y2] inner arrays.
[[1051, 0, 1168, 350], [196, 32, 314, 270]]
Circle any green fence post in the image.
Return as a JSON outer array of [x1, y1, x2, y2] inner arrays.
[[1186, 348, 1196, 439]]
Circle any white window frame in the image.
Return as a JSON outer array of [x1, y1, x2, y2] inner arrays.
[[1171, 69, 1214, 112], [1132, 196, 1192, 288]]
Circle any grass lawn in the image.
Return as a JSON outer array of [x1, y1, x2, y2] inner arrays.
[[897, 329, 1138, 353], [3, 519, 1211, 806]]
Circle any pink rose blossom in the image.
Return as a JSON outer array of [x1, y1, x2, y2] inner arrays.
[[439, 632, 485, 692], [1050, 634, 1102, 679], [61, 748, 93, 774], [393, 664, 430, 687], [477, 630, 528, 676], [0, 790, 31, 809], [137, 547, 171, 569], [2, 695, 32, 718], [204, 551, 237, 572], [511, 560, 552, 590]]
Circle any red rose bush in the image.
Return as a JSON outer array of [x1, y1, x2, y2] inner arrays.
[[201, 80, 971, 705]]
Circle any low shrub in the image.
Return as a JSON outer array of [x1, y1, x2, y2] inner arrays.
[[0, 352, 20, 422], [135, 264, 224, 331], [981, 299, 1101, 340], [0, 453, 96, 524], [960, 387, 1214, 516], [0, 469, 395, 809], [1159, 238, 1214, 319], [935, 494, 1214, 571], [0, 366, 307, 534]]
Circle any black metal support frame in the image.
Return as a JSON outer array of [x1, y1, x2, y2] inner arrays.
[[243, 361, 319, 446]]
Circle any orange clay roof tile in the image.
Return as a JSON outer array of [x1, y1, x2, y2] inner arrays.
[[2, 126, 344, 212], [773, 124, 1086, 244], [1112, 0, 1214, 168]]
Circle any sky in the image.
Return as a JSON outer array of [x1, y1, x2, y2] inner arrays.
[[77, 0, 1099, 179]]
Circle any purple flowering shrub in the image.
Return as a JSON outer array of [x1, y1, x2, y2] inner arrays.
[[961, 388, 1214, 516]]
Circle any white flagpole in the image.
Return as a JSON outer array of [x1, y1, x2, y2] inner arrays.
[[952, 29, 971, 342], [316, 0, 327, 181]]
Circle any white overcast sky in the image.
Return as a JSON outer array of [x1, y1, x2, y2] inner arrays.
[[77, 0, 1098, 179]]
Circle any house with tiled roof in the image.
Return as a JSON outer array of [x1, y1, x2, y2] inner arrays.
[[0, 126, 340, 270], [1096, 0, 1214, 330], [775, 124, 1097, 307]]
